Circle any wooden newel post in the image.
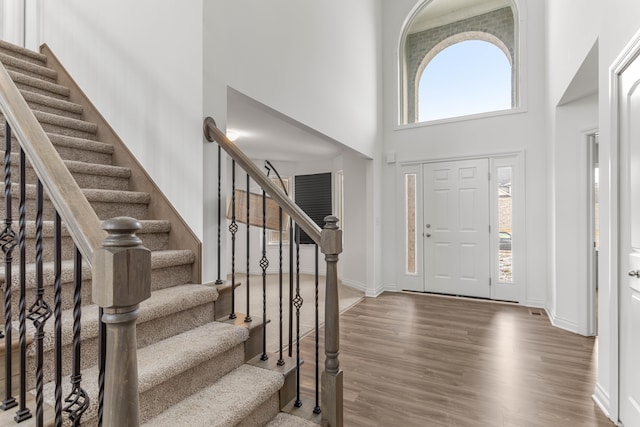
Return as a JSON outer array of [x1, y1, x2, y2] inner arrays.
[[92, 217, 151, 427], [320, 216, 343, 427]]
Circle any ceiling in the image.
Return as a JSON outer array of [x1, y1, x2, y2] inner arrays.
[[408, 0, 511, 34], [226, 88, 349, 163]]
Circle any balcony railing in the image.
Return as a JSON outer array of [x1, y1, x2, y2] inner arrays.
[[204, 117, 343, 427]]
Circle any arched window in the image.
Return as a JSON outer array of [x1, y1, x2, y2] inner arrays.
[[418, 38, 512, 121], [400, 0, 517, 124]]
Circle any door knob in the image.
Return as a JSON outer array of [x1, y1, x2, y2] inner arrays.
[[425, 233, 431, 238], [628, 270, 640, 278]]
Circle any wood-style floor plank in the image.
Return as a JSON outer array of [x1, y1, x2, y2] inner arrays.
[[296, 292, 614, 427]]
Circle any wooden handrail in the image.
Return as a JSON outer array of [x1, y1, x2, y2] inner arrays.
[[204, 117, 322, 245], [0, 61, 105, 263]]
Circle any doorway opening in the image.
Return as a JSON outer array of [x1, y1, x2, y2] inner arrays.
[[587, 132, 599, 336]]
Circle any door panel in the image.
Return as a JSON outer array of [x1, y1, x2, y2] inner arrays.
[[423, 159, 490, 298], [619, 53, 640, 427]]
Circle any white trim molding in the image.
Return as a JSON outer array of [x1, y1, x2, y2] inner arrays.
[[606, 26, 640, 425], [593, 383, 611, 419], [365, 284, 386, 298]]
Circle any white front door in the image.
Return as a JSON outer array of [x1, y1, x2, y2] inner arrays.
[[619, 50, 640, 427], [423, 159, 490, 298]]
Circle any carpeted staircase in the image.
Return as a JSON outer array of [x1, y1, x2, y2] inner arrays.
[[0, 40, 315, 427]]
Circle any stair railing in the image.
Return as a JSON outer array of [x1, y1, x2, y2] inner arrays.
[[204, 117, 343, 427], [0, 58, 148, 426]]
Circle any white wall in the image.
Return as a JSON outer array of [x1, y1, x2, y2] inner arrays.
[[544, 0, 605, 411], [548, 94, 598, 333], [381, 0, 548, 306], [203, 1, 231, 283], [341, 154, 370, 292], [545, 0, 599, 107], [40, 0, 205, 238], [207, 0, 382, 290], [214, 0, 381, 159]]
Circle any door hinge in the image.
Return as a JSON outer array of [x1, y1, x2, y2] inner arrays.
[[488, 171, 491, 181], [489, 278, 492, 287], [489, 225, 491, 233]]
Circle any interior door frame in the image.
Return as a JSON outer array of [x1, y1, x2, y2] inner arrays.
[[396, 151, 525, 303], [608, 28, 640, 425], [586, 131, 599, 338]]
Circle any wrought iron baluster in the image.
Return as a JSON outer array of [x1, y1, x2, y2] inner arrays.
[[264, 161, 286, 366], [216, 145, 223, 285], [245, 174, 251, 323], [260, 190, 268, 361], [288, 218, 293, 358], [229, 160, 237, 320], [1, 120, 17, 411], [278, 207, 284, 366], [314, 244, 321, 414], [62, 248, 89, 426], [15, 148, 30, 422], [98, 307, 105, 427], [293, 227, 303, 408], [27, 179, 52, 427], [53, 213, 63, 427]]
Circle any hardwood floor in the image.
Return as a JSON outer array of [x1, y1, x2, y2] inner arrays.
[[296, 292, 614, 427]]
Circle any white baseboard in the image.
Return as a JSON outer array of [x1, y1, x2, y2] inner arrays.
[[592, 383, 611, 420], [545, 306, 579, 334], [365, 284, 385, 297], [341, 279, 366, 293]]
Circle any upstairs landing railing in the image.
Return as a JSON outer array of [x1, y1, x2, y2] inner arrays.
[[204, 117, 343, 427], [0, 55, 148, 426]]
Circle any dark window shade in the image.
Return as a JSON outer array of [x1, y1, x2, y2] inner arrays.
[[294, 172, 332, 244]]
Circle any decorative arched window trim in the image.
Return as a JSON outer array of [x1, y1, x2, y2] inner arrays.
[[413, 32, 513, 123], [397, 0, 526, 126]]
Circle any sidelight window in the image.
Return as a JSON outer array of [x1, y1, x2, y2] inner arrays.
[[406, 173, 417, 275], [497, 166, 513, 283]]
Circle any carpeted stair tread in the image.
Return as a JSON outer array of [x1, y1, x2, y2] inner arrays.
[[136, 321, 247, 392], [0, 52, 58, 82], [21, 89, 84, 117], [142, 364, 284, 427], [5, 249, 193, 291], [0, 131, 112, 156], [0, 111, 98, 140], [46, 133, 114, 156], [266, 413, 319, 427], [0, 218, 167, 241], [62, 158, 130, 179], [39, 320, 245, 426], [82, 187, 150, 204], [3, 152, 129, 181], [0, 182, 150, 204], [32, 110, 97, 134], [23, 284, 216, 357], [0, 40, 47, 64], [8, 69, 70, 98]]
